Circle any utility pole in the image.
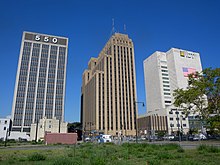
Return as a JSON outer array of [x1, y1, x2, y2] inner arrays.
[[135, 101, 145, 143], [35, 120, 39, 143], [4, 128, 8, 147], [175, 109, 181, 142]]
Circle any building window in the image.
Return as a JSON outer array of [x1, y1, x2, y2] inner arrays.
[[170, 118, 173, 121], [183, 124, 186, 127], [162, 73, 168, 76], [169, 111, 173, 114], [49, 125, 51, 128], [163, 81, 169, 84], [165, 101, 171, 103], [4, 127, 6, 130], [5, 120, 7, 124], [161, 66, 167, 69]]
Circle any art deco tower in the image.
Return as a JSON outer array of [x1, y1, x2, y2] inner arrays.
[[81, 33, 138, 136], [11, 31, 68, 134]]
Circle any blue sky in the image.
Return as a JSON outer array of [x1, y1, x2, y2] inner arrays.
[[0, 0, 219, 122]]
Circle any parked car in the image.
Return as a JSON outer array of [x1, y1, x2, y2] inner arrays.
[[188, 135, 194, 141], [99, 134, 112, 143], [207, 134, 220, 140], [85, 137, 91, 142], [188, 134, 207, 141], [200, 134, 207, 140], [163, 135, 175, 140]]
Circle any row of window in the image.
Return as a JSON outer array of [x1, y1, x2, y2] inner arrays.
[[170, 117, 186, 121], [170, 123, 187, 127]]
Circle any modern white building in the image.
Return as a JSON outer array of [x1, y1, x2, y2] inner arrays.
[[11, 31, 68, 135], [143, 48, 202, 134], [0, 117, 11, 141], [30, 117, 67, 141]]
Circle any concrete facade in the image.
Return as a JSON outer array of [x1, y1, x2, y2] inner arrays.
[[0, 117, 11, 141], [30, 117, 67, 141], [11, 32, 68, 134], [143, 48, 203, 134], [81, 33, 138, 136], [138, 114, 168, 135]]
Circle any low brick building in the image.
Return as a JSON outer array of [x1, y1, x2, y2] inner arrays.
[[45, 133, 77, 145]]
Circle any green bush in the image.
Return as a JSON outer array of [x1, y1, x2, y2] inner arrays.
[[197, 144, 207, 151], [197, 145, 219, 153], [162, 143, 179, 150], [28, 152, 46, 161], [148, 159, 161, 165], [177, 147, 185, 153], [90, 156, 105, 165], [157, 152, 173, 159], [209, 146, 219, 153], [53, 157, 81, 165]]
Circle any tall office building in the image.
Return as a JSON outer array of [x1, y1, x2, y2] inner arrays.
[[143, 48, 202, 134], [81, 33, 138, 136], [11, 31, 68, 134]]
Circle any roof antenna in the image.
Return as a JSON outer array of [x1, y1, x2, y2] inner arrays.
[[124, 24, 126, 33], [112, 18, 115, 34]]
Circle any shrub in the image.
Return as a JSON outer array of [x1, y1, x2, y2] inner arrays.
[[53, 157, 81, 165], [90, 156, 105, 165], [209, 146, 219, 153], [28, 153, 46, 161], [148, 159, 161, 165], [197, 145, 219, 153], [177, 147, 185, 153], [157, 152, 173, 159], [197, 144, 207, 151], [162, 143, 179, 150]]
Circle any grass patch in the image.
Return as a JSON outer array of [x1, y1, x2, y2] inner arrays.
[[197, 145, 219, 153], [27, 152, 46, 161], [0, 143, 219, 164]]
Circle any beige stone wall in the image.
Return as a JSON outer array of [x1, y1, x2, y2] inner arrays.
[[30, 117, 67, 141]]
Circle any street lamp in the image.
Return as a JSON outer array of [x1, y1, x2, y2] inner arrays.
[[175, 110, 181, 142], [135, 101, 145, 143]]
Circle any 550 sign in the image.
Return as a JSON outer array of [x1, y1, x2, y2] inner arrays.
[[35, 35, 58, 44]]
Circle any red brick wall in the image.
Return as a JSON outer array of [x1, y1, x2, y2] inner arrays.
[[45, 133, 77, 145]]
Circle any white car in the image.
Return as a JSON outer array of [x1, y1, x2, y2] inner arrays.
[[99, 134, 112, 143], [163, 135, 174, 140], [85, 137, 91, 142]]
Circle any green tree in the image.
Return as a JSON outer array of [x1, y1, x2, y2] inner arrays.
[[173, 68, 220, 133]]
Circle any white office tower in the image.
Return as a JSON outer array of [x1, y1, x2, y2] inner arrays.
[[144, 48, 202, 134], [11, 32, 68, 135]]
